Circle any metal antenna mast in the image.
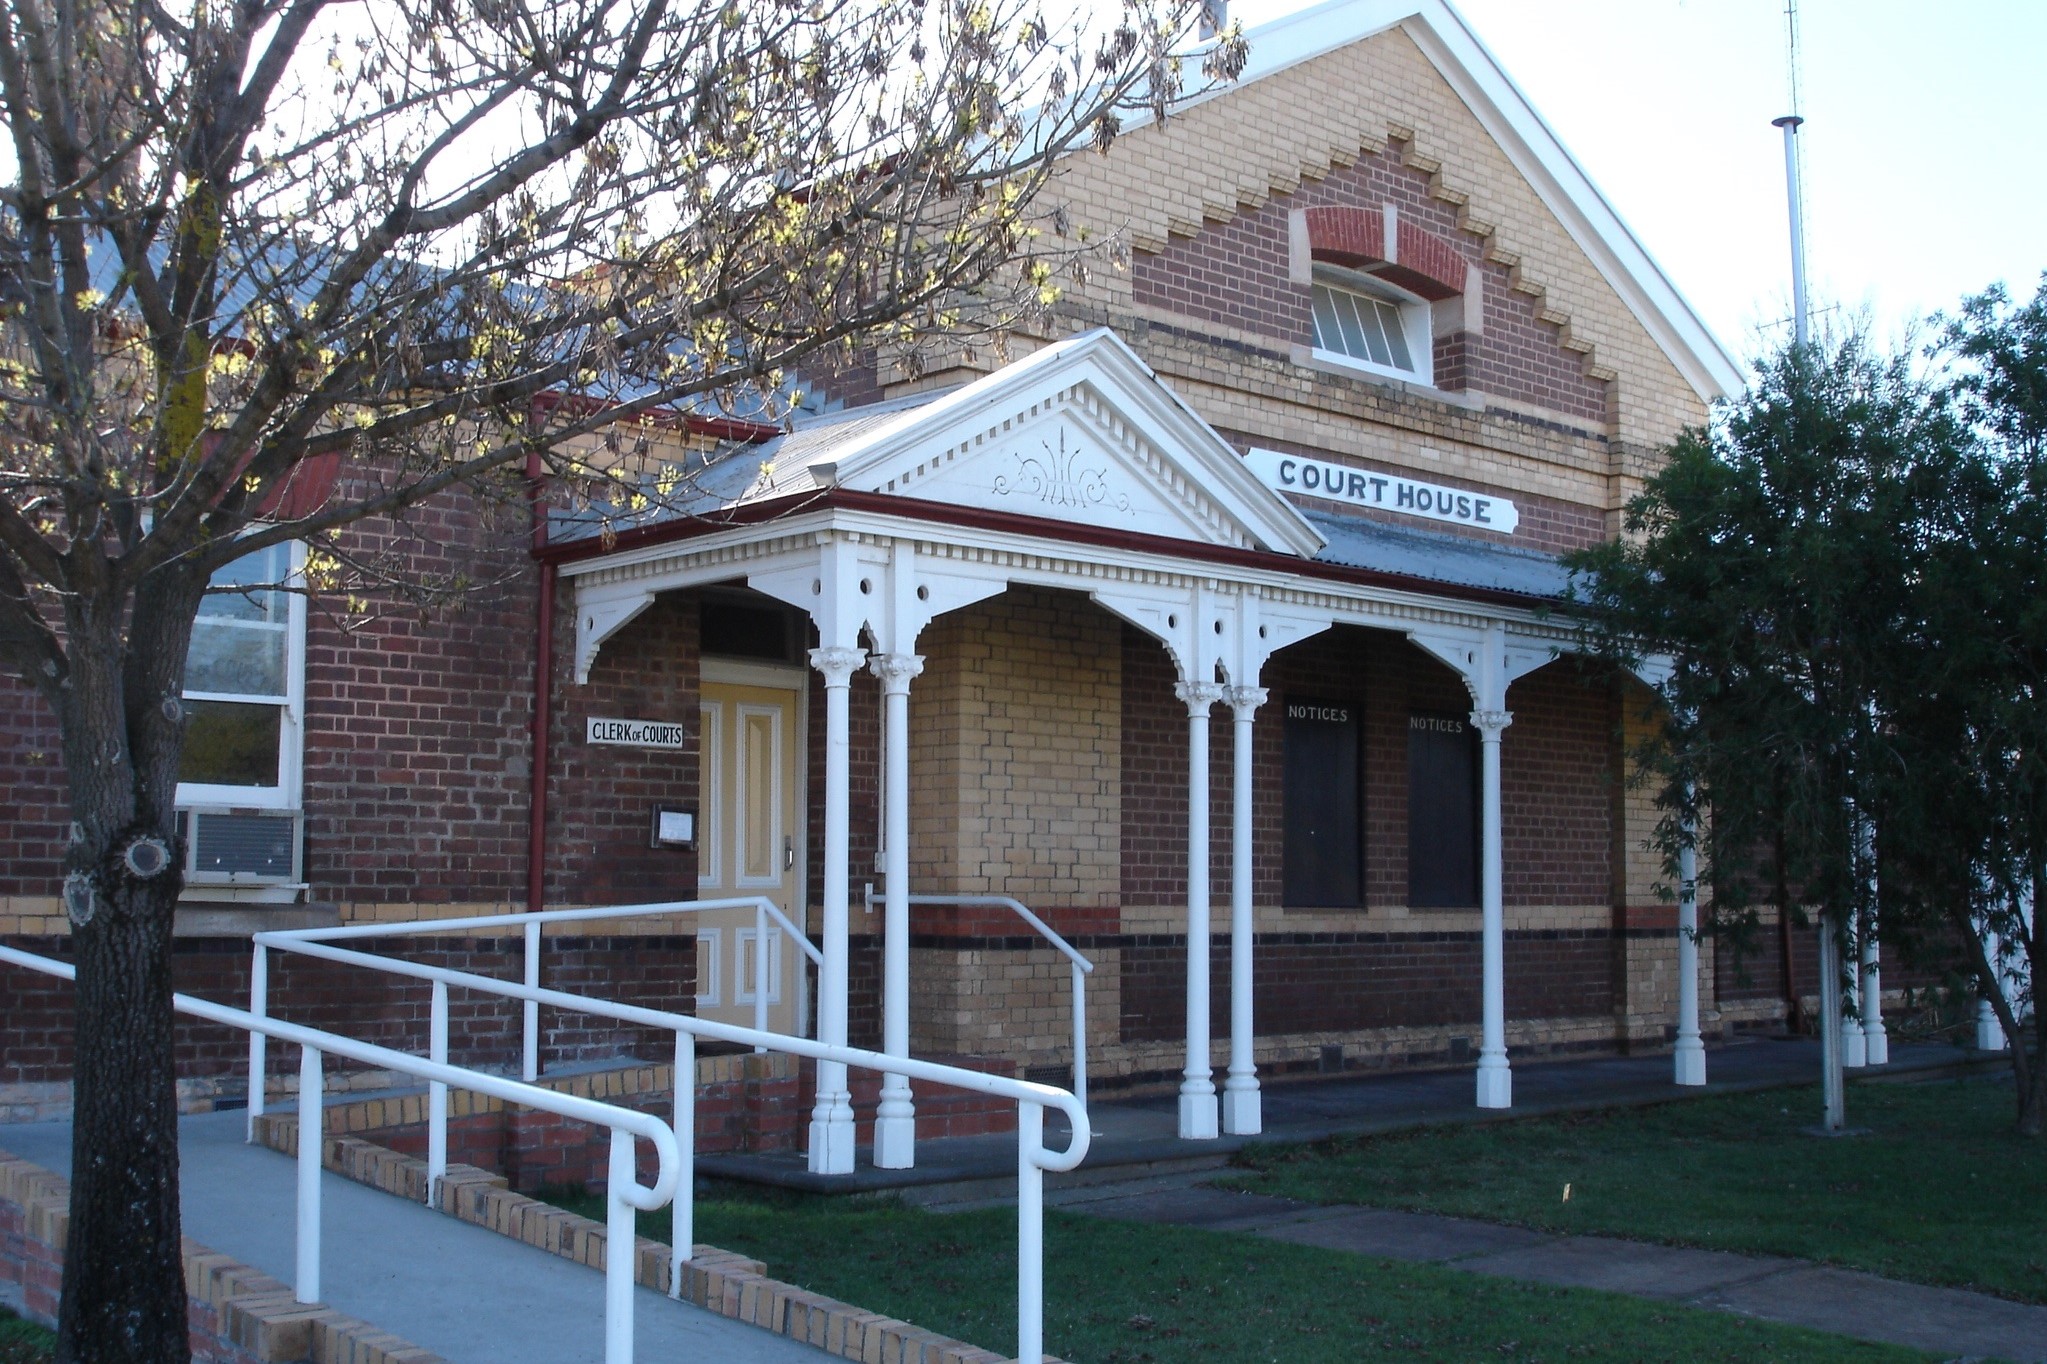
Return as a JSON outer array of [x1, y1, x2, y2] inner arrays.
[[1771, 0, 1811, 347]]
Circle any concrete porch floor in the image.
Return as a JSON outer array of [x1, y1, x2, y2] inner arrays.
[[699, 1036, 1999, 1203]]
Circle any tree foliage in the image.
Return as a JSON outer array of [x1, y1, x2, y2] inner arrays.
[[1567, 283, 2047, 1137], [0, 0, 1241, 1357]]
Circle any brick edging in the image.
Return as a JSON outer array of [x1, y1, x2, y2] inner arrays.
[[0, 1147, 445, 1363], [254, 1114, 1059, 1364]]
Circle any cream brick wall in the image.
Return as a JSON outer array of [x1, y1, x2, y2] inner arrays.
[[908, 589, 1121, 905], [909, 945, 1119, 1073]]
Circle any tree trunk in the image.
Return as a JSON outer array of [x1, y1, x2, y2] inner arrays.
[[58, 873, 189, 1364], [52, 573, 205, 1364]]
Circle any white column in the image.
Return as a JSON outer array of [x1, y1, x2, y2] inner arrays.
[[1673, 836, 1706, 1085], [807, 643, 865, 1174], [1976, 924, 2009, 1051], [1222, 684, 1266, 1135], [1842, 924, 1867, 1068], [1177, 679, 1226, 1140], [1859, 918, 1888, 1065], [871, 651, 923, 1169], [1818, 914, 1847, 1131], [1471, 706, 1513, 1109]]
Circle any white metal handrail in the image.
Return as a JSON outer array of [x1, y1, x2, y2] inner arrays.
[[866, 887, 1096, 1110], [0, 942, 679, 1364], [247, 927, 1091, 1364], [256, 897, 822, 1080]]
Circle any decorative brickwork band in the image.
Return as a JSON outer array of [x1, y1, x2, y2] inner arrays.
[[1304, 203, 1465, 301]]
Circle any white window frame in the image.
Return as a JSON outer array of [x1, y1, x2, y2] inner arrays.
[[1309, 265, 1435, 388], [176, 539, 308, 901]]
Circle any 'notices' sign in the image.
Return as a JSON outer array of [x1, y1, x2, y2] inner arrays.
[[586, 717, 689, 749]]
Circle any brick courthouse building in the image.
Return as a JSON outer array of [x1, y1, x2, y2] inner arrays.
[[3, 0, 1787, 1171]]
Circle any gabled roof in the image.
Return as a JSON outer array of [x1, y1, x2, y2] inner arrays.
[[554, 327, 1330, 560], [1157, 0, 1741, 400]]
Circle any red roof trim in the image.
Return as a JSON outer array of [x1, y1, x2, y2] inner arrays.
[[528, 390, 782, 444], [537, 489, 1554, 608]]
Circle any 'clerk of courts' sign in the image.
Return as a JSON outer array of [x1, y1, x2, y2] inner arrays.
[[1244, 448, 1519, 536], [587, 717, 689, 749]]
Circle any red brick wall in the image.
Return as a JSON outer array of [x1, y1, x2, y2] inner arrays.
[[301, 487, 536, 907], [0, 935, 692, 1085], [1131, 138, 1612, 425], [1120, 622, 1617, 912], [1500, 662, 1615, 907], [1119, 930, 1617, 1044], [541, 589, 702, 905], [0, 676, 64, 901]]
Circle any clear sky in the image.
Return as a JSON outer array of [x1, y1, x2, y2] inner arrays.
[[1228, 0, 2047, 370]]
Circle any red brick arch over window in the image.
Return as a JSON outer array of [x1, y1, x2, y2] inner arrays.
[[1304, 206, 1464, 302]]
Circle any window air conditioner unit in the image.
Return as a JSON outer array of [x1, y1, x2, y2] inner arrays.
[[175, 808, 304, 886]]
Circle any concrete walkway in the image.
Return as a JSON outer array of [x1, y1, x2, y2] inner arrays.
[[2, 1109, 828, 1364], [1057, 1177, 2047, 1363]]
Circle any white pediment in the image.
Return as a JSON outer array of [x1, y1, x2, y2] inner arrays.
[[818, 330, 1326, 559]]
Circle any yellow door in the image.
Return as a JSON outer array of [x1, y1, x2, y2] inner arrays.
[[697, 674, 804, 1035]]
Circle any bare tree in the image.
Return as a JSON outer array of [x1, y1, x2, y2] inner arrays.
[[0, 0, 1244, 1356]]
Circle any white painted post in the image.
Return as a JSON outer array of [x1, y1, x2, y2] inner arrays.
[[1175, 679, 1225, 1140], [1842, 950, 1867, 1069], [248, 943, 268, 1140], [1819, 914, 1846, 1132], [296, 1044, 323, 1305], [1016, 1101, 1045, 1364], [523, 920, 541, 1082], [671, 1029, 695, 1296], [873, 652, 924, 1169], [1070, 962, 1089, 1115], [808, 644, 864, 1175], [604, 1129, 636, 1364], [754, 902, 770, 1048], [1673, 837, 1706, 1086], [1860, 917, 1888, 1065], [1223, 684, 1266, 1135], [1471, 703, 1514, 1109], [428, 980, 448, 1203]]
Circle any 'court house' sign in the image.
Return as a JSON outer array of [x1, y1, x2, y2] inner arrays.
[[586, 717, 689, 749], [1244, 448, 1520, 535]]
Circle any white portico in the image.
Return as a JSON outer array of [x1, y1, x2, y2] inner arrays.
[[556, 328, 1658, 1172]]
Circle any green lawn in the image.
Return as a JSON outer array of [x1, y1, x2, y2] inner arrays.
[[1224, 1074, 2047, 1305], [548, 1183, 1931, 1363], [0, 1306, 54, 1364]]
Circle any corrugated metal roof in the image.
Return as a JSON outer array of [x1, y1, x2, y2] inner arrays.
[[1304, 510, 1571, 599]]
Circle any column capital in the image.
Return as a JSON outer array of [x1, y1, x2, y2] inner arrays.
[[809, 645, 867, 687], [1225, 685, 1268, 717], [1176, 679, 1228, 715], [869, 651, 925, 694], [1469, 708, 1513, 739]]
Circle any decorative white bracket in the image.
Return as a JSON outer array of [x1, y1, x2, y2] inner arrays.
[[572, 587, 656, 684]]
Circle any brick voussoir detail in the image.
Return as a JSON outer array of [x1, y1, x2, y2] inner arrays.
[[252, 1116, 1052, 1364], [0, 1146, 447, 1364]]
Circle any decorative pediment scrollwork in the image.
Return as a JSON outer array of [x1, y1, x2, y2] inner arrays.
[[991, 429, 1134, 517]]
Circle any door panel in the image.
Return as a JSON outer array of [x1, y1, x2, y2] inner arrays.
[[698, 679, 802, 1034]]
